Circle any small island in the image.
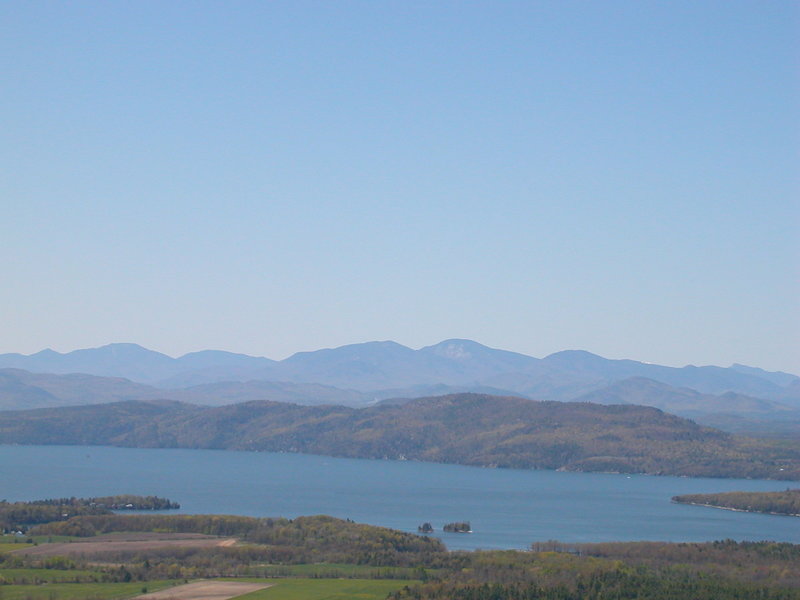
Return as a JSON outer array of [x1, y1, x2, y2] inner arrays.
[[672, 489, 800, 517], [418, 522, 434, 533], [443, 521, 471, 533]]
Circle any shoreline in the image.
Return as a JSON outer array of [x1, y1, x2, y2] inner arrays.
[[3, 442, 799, 483], [672, 500, 800, 518]]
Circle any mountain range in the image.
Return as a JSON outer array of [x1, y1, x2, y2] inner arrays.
[[1, 340, 798, 435]]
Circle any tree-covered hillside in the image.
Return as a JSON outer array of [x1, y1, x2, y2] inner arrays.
[[2, 394, 799, 479], [0, 394, 800, 479]]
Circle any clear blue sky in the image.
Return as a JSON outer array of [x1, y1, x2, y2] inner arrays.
[[2, 1, 798, 373]]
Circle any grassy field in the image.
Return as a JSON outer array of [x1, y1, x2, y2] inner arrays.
[[28, 535, 81, 544], [235, 579, 419, 600], [0, 534, 81, 545], [12, 532, 236, 559], [0, 567, 106, 584], [0, 578, 415, 600], [0, 580, 175, 600]]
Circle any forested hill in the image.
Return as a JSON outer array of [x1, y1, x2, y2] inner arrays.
[[1, 393, 799, 480]]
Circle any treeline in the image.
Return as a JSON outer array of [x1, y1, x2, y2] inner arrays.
[[389, 540, 800, 600], [3, 394, 800, 479], [0, 501, 106, 532], [571, 539, 800, 588], [390, 572, 800, 600], [0, 495, 179, 531], [29, 514, 447, 567], [673, 489, 800, 516], [26, 495, 179, 510], [8, 512, 800, 597]]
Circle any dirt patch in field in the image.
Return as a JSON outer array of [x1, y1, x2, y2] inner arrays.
[[134, 580, 271, 599], [13, 532, 238, 558], [217, 538, 237, 547]]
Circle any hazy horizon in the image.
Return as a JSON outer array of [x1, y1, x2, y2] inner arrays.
[[3, 1, 798, 373], [1, 338, 796, 375]]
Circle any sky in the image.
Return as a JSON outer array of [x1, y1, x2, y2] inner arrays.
[[2, 1, 798, 373]]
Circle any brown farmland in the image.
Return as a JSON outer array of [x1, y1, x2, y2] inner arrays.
[[13, 532, 238, 558], [134, 580, 271, 600]]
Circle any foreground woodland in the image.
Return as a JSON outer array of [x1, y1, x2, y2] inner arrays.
[[1, 497, 800, 599]]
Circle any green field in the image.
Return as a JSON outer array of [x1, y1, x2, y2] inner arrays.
[[0, 578, 415, 600], [0, 580, 174, 600], [28, 535, 81, 544], [236, 578, 419, 600], [0, 534, 77, 546], [0, 567, 105, 584]]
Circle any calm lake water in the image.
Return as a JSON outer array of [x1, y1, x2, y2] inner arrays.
[[2, 445, 798, 550]]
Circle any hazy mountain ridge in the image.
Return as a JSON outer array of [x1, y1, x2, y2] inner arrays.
[[574, 377, 793, 416], [0, 369, 372, 411], [730, 364, 800, 388], [2, 339, 795, 391], [1, 341, 797, 428], [0, 369, 166, 410], [0, 344, 275, 385], [1, 393, 799, 480], [535, 350, 794, 398]]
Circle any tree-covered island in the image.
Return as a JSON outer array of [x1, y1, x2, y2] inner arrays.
[[442, 522, 471, 533]]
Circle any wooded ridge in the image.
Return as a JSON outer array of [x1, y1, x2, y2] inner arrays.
[[1, 393, 799, 479]]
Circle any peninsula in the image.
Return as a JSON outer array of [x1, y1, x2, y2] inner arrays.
[[673, 489, 800, 516]]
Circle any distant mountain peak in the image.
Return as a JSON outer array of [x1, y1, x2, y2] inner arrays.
[[318, 340, 409, 351], [545, 349, 602, 358], [359, 340, 411, 350], [423, 339, 486, 360], [543, 349, 607, 364], [420, 339, 529, 358], [102, 343, 154, 354], [441, 344, 472, 360]]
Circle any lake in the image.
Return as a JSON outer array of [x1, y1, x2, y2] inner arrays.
[[2, 444, 798, 550]]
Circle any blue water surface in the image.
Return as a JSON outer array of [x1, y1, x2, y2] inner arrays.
[[2, 445, 797, 550]]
